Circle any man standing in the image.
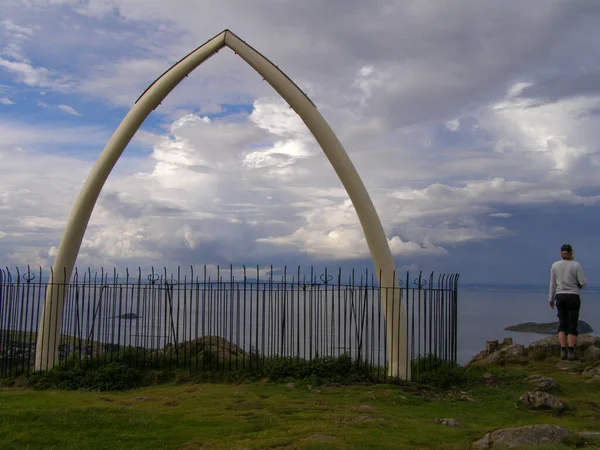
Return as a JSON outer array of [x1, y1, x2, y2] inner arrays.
[[549, 244, 588, 361]]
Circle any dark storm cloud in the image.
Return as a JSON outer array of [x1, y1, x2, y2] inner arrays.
[[518, 74, 600, 105], [99, 192, 187, 219]]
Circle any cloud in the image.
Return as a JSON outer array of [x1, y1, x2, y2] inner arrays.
[[0, 18, 72, 90], [1, 0, 600, 284], [0, 120, 107, 149], [1, 19, 36, 62], [0, 97, 15, 105], [0, 59, 64, 89], [57, 104, 82, 116]]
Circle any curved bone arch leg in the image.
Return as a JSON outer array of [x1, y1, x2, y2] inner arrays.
[[36, 30, 409, 379]]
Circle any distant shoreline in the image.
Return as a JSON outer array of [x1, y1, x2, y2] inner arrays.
[[504, 320, 594, 335]]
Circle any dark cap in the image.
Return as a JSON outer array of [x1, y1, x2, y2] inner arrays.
[[561, 244, 573, 252]]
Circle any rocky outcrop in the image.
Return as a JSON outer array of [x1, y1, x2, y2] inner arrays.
[[582, 362, 600, 379], [472, 424, 570, 448], [468, 334, 600, 368], [525, 375, 559, 392], [505, 320, 593, 334], [467, 338, 527, 367], [527, 334, 600, 357], [434, 418, 460, 427], [486, 344, 526, 365], [584, 345, 600, 362], [117, 313, 140, 319], [465, 337, 525, 367], [519, 391, 565, 410], [161, 336, 246, 361]]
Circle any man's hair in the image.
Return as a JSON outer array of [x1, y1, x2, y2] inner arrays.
[[561, 244, 573, 253]]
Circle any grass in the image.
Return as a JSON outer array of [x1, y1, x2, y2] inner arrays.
[[2, 358, 600, 449]]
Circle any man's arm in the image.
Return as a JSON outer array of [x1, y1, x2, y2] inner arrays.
[[577, 263, 588, 288], [549, 265, 557, 302]]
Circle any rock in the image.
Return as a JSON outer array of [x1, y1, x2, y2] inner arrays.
[[356, 405, 377, 412], [487, 340, 500, 354], [505, 320, 593, 334], [160, 336, 246, 361], [485, 344, 527, 366], [352, 415, 370, 422], [584, 345, 600, 362], [526, 376, 559, 392], [286, 382, 295, 389], [537, 378, 560, 391], [472, 424, 570, 449], [555, 360, 580, 372], [117, 312, 140, 320], [578, 431, 600, 439], [582, 362, 600, 378], [467, 349, 489, 367], [528, 334, 600, 356], [585, 375, 600, 384], [466, 340, 526, 367], [434, 418, 459, 427], [306, 434, 335, 442], [524, 374, 543, 381], [519, 391, 565, 410]]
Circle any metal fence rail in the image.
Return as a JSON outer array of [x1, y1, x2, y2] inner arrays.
[[0, 266, 459, 380]]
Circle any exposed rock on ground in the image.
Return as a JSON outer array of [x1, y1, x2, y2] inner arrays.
[[468, 334, 600, 370], [582, 362, 600, 379], [584, 345, 600, 361], [161, 336, 246, 360], [306, 434, 335, 442], [434, 418, 460, 427], [525, 375, 559, 392], [527, 334, 600, 357], [117, 313, 140, 319], [519, 391, 565, 410], [467, 338, 528, 367], [472, 424, 571, 449]]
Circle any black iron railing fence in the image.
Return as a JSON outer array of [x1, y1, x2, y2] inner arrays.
[[0, 266, 459, 380]]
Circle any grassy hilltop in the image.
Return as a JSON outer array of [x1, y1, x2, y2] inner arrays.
[[2, 348, 600, 449]]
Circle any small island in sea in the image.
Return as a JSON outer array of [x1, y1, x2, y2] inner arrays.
[[117, 313, 140, 320], [505, 320, 593, 334]]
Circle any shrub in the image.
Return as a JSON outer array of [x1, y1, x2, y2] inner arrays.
[[260, 354, 374, 383], [528, 348, 548, 362], [24, 362, 144, 391], [412, 355, 468, 389], [562, 434, 587, 449], [2, 346, 392, 391]]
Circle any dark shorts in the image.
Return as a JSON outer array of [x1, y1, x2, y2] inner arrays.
[[556, 294, 581, 336]]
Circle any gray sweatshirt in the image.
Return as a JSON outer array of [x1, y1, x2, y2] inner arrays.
[[549, 260, 588, 301]]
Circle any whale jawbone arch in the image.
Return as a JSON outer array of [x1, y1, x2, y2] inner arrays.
[[35, 30, 409, 380]]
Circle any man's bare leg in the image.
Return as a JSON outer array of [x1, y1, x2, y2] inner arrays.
[[567, 334, 577, 361], [559, 331, 568, 360], [559, 331, 567, 347]]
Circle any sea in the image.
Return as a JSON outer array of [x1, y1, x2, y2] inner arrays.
[[3, 279, 598, 368], [457, 284, 600, 365]]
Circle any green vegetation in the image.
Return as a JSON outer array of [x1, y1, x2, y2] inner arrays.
[[2, 350, 381, 391], [2, 354, 600, 449]]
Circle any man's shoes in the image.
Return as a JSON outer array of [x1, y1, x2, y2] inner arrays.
[[560, 348, 568, 360], [567, 347, 577, 361]]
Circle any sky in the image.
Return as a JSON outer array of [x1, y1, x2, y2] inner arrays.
[[1, 0, 599, 286]]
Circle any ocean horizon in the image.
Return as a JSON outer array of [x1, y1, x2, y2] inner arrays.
[[457, 284, 600, 365]]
